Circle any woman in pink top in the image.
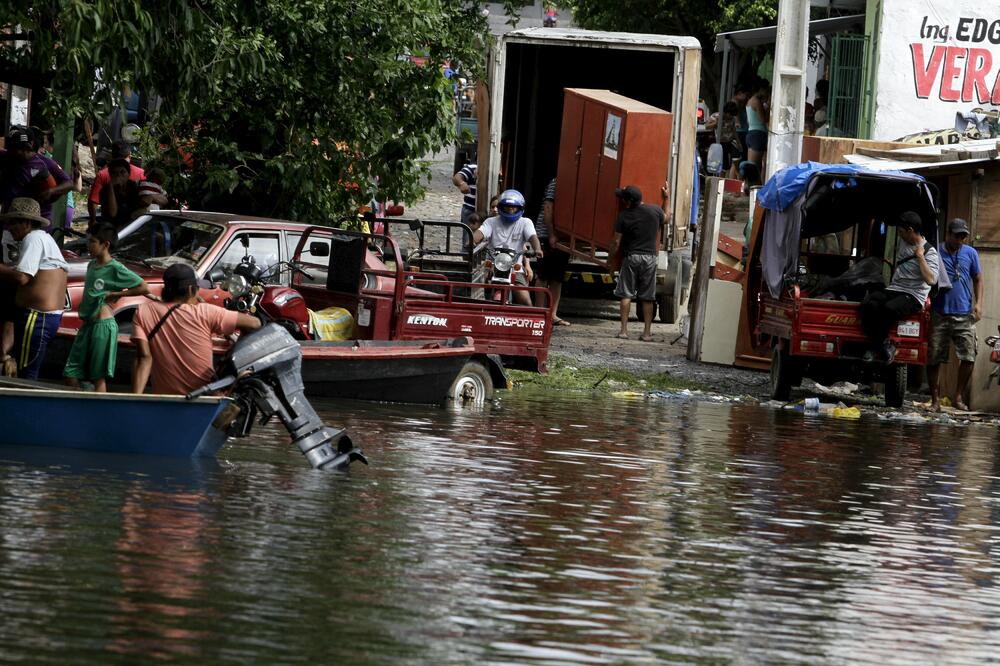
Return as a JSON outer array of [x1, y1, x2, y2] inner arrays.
[[131, 264, 260, 395]]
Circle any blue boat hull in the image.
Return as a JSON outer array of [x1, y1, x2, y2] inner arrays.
[[0, 380, 232, 458]]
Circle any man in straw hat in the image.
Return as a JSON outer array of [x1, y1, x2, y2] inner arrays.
[[0, 198, 69, 378]]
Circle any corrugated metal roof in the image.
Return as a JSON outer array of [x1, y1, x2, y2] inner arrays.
[[844, 140, 1000, 171], [715, 14, 865, 51]]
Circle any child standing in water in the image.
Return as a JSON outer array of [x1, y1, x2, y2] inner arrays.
[[63, 223, 149, 391]]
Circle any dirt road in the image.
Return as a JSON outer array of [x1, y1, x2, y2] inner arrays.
[[406, 147, 768, 396]]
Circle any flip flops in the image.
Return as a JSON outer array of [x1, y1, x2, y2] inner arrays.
[[552, 318, 571, 326]]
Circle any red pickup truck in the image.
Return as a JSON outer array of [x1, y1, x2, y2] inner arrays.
[[57, 211, 552, 398]]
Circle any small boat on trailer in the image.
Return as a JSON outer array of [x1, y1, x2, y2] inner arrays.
[[297, 338, 477, 403], [44, 334, 482, 406], [1, 325, 367, 470]]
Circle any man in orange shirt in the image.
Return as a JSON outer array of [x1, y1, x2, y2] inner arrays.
[[88, 141, 145, 227], [131, 264, 260, 395]]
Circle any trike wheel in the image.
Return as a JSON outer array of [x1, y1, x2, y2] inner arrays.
[[658, 291, 677, 324], [448, 361, 494, 405], [884, 363, 907, 408], [770, 344, 796, 401]]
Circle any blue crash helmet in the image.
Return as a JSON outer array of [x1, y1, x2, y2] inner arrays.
[[497, 189, 525, 224]]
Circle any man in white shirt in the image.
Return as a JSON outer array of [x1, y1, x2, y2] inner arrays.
[[473, 189, 543, 306], [0, 197, 69, 378]]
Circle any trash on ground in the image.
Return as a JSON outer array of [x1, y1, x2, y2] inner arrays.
[[831, 406, 861, 420]]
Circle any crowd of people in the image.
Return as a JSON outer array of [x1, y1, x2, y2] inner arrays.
[[0, 125, 240, 396], [707, 77, 832, 192]]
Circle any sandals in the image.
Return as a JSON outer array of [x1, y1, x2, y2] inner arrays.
[[552, 318, 571, 326]]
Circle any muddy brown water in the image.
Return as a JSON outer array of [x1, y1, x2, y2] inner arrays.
[[1, 391, 999, 664]]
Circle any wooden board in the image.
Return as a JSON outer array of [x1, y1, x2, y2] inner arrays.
[[974, 165, 1000, 247], [801, 136, 913, 165]]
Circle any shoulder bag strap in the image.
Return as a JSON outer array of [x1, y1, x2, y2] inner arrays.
[[147, 303, 182, 343]]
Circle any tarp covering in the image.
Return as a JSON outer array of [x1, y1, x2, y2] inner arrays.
[[757, 163, 936, 299], [757, 162, 926, 213]]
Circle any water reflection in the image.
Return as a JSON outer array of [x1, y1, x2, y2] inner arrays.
[[0, 393, 998, 663]]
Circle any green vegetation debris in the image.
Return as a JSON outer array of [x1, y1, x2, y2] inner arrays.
[[509, 356, 706, 394]]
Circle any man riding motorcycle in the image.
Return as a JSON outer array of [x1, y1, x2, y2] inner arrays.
[[472, 189, 543, 306]]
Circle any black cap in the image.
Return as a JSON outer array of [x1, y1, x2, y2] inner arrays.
[[111, 140, 131, 159], [163, 263, 212, 292], [897, 211, 922, 231], [948, 218, 970, 235], [5, 128, 32, 150], [615, 185, 643, 204]]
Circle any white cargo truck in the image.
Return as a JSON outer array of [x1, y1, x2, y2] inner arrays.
[[477, 28, 702, 322]]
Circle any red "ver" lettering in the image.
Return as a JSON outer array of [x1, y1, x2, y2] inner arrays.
[[911, 43, 945, 99]]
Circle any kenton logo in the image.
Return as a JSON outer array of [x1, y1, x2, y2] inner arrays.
[[407, 314, 448, 326], [824, 314, 857, 325]]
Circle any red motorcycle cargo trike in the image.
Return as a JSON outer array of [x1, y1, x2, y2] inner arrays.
[[742, 164, 939, 407]]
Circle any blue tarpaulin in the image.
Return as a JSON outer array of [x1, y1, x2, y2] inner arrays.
[[757, 162, 926, 213]]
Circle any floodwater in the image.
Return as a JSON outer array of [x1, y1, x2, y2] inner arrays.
[[2, 391, 1000, 664]]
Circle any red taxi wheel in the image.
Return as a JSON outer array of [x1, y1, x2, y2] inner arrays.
[[770, 344, 795, 401], [884, 363, 907, 409]]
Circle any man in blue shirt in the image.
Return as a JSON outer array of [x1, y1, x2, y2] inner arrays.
[[928, 218, 983, 412]]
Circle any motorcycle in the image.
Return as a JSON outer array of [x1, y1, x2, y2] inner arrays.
[[985, 328, 1000, 389], [484, 246, 535, 303], [210, 254, 315, 339]]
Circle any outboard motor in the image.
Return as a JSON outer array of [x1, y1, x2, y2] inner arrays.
[[188, 324, 367, 470]]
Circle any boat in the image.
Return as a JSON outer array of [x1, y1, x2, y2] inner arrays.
[[0, 376, 233, 458], [43, 334, 479, 405], [4, 325, 366, 470]]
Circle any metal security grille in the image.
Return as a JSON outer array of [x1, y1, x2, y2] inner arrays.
[[828, 33, 869, 138]]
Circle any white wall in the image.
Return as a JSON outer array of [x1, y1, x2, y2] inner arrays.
[[871, 0, 1000, 140]]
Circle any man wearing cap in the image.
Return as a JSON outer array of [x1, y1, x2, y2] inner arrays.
[[88, 140, 145, 227], [927, 218, 983, 411], [0, 128, 73, 227], [609, 185, 667, 341], [0, 198, 70, 379], [860, 211, 939, 363], [131, 264, 260, 395]]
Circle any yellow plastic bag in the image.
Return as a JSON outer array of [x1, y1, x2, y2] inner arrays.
[[831, 406, 861, 420], [308, 307, 354, 341]]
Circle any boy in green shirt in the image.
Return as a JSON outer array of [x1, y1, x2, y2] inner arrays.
[[64, 223, 149, 391]]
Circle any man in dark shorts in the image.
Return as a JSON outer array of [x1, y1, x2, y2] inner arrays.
[[531, 178, 571, 325], [927, 218, 982, 411], [609, 185, 666, 341]]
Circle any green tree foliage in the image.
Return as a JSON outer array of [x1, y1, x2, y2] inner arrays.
[[3, 1, 489, 222], [566, 0, 779, 106]]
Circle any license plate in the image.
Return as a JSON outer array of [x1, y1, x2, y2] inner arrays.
[[896, 321, 920, 337]]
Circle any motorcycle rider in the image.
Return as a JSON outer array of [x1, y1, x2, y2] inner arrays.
[[473, 189, 543, 306]]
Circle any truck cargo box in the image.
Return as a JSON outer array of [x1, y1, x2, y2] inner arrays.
[[553, 88, 672, 267], [482, 28, 700, 249]]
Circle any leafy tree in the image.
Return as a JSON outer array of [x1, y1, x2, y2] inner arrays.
[[565, 0, 780, 107], [3, 1, 489, 222]]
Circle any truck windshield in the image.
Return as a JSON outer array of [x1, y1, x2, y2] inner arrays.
[[115, 215, 225, 268]]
